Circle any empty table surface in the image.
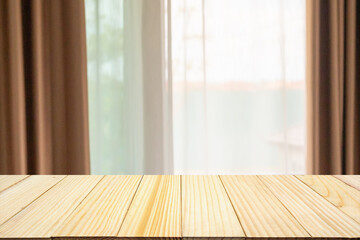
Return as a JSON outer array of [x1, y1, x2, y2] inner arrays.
[[0, 175, 359, 239]]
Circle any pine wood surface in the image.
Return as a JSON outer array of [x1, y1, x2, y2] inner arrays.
[[0, 175, 65, 226], [0, 175, 28, 192], [54, 175, 142, 238], [220, 175, 309, 238], [259, 175, 360, 238], [182, 175, 244, 238], [0, 175, 359, 239], [0, 175, 103, 238], [297, 175, 360, 224], [335, 175, 360, 191], [118, 175, 181, 238]]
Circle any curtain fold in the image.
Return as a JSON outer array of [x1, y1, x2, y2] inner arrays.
[[306, 0, 359, 174], [0, 0, 90, 174], [142, 0, 173, 174], [85, 0, 172, 174]]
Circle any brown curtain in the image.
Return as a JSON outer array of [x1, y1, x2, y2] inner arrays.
[[306, 0, 359, 174], [0, 0, 90, 174]]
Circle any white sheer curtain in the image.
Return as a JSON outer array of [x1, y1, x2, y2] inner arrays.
[[85, 0, 172, 174], [171, 0, 306, 174], [85, 0, 306, 174]]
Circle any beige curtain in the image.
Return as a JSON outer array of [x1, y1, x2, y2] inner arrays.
[[0, 0, 90, 174], [306, 0, 359, 174]]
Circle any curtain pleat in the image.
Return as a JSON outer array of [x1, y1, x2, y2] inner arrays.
[[306, 0, 359, 174], [85, 0, 173, 174], [0, 0, 90, 174]]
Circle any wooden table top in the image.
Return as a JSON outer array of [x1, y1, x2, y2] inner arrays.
[[0, 175, 359, 239]]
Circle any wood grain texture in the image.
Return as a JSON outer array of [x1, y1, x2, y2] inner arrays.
[[118, 175, 181, 238], [220, 175, 309, 238], [297, 175, 360, 224], [182, 175, 244, 238], [54, 175, 142, 238], [335, 175, 360, 191], [1, 175, 360, 239], [0, 175, 28, 192], [0, 175, 103, 239], [259, 175, 360, 238], [0, 175, 65, 225]]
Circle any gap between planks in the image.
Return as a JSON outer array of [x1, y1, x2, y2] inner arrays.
[[220, 175, 310, 238], [0, 175, 66, 226], [182, 175, 245, 238], [259, 175, 360, 238], [0, 175, 103, 238], [0, 175, 29, 192], [296, 175, 360, 224], [53, 175, 143, 238], [118, 175, 181, 238]]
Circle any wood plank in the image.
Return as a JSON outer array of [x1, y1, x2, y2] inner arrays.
[[220, 175, 309, 238], [54, 175, 142, 238], [335, 175, 360, 191], [182, 175, 244, 238], [0, 175, 65, 225], [0, 175, 102, 239], [118, 175, 181, 238], [0, 174, 359, 239], [0, 175, 28, 192], [259, 175, 360, 238], [297, 175, 360, 224]]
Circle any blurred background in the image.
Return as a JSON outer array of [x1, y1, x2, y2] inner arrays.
[[1, 0, 357, 175], [85, 0, 306, 174]]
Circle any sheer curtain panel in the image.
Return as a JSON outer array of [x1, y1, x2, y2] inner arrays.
[[171, 0, 306, 174], [85, 0, 172, 174], [85, 0, 306, 174]]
